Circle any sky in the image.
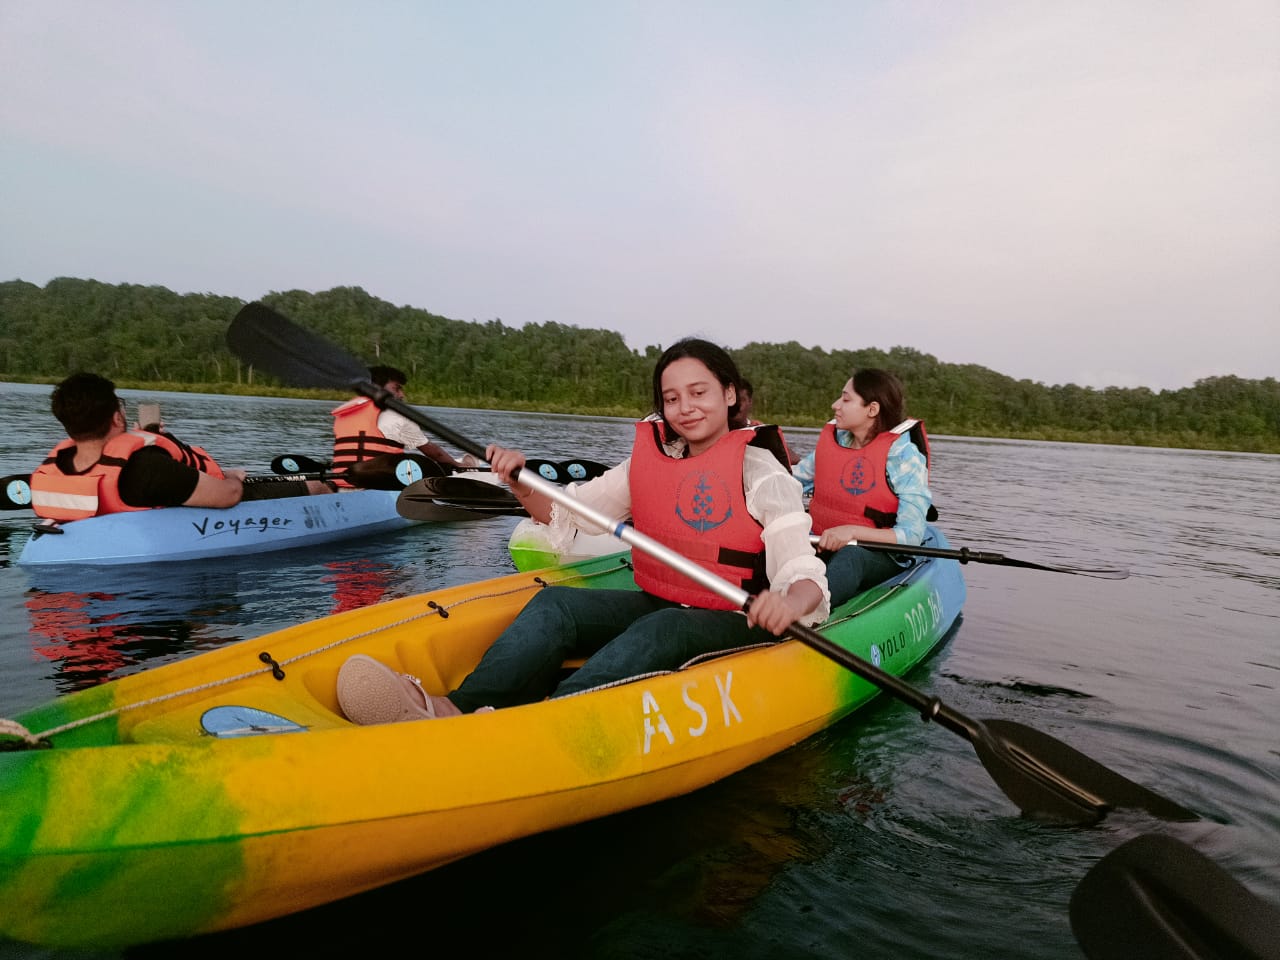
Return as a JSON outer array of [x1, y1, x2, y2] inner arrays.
[[2, 1, 1277, 392]]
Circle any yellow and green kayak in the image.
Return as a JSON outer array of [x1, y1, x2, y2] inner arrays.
[[0, 528, 964, 948]]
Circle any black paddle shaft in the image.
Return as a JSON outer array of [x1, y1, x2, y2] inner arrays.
[[226, 301, 1199, 826], [861, 541, 1128, 579], [1, 471, 319, 510]]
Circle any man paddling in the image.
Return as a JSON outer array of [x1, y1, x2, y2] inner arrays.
[[29, 373, 328, 521], [329, 364, 478, 486]]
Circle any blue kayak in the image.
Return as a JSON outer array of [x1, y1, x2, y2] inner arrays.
[[16, 490, 416, 567]]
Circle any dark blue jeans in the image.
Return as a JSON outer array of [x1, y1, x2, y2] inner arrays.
[[824, 544, 906, 608], [448, 586, 774, 712]]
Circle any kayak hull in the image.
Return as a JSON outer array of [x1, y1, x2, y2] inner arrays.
[[0, 528, 964, 947], [15, 489, 415, 566], [508, 515, 624, 571]]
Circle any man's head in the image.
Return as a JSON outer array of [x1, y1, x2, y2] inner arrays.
[[738, 377, 755, 420], [369, 365, 409, 400], [50, 372, 125, 441]]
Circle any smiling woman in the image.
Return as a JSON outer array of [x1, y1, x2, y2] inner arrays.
[[335, 335, 830, 723]]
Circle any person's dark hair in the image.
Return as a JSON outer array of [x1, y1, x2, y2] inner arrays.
[[851, 368, 905, 436], [733, 377, 756, 428], [651, 338, 743, 427], [50, 372, 121, 441], [369, 365, 408, 387]]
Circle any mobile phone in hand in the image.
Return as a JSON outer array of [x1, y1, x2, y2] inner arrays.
[[137, 403, 162, 432]]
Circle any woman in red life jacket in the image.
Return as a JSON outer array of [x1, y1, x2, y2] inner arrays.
[[792, 369, 933, 607], [336, 338, 830, 724]]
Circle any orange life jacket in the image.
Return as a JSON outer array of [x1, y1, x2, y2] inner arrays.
[[30, 431, 225, 520], [331, 398, 405, 488], [629, 420, 785, 609], [808, 419, 929, 534]]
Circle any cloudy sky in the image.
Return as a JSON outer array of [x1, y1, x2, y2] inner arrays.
[[2, 1, 1276, 391]]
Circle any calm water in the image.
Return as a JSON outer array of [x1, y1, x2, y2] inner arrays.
[[1, 383, 1277, 959]]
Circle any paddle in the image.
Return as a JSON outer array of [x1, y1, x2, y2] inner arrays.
[[271, 454, 331, 475], [2, 474, 33, 511], [227, 301, 1199, 825], [396, 479, 528, 522], [272, 454, 606, 484], [1070, 833, 1280, 960], [813, 536, 1129, 579], [273, 452, 484, 491], [0, 471, 327, 510], [390, 496, 513, 523], [398, 477, 527, 519]]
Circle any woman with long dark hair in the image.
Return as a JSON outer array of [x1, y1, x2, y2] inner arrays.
[[336, 338, 829, 723], [792, 368, 933, 607]]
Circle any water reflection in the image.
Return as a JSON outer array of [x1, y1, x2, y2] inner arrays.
[[321, 558, 396, 613], [21, 564, 250, 692]]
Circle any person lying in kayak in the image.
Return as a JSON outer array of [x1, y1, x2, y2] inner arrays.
[[29, 372, 329, 521], [337, 338, 830, 723], [329, 364, 479, 486], [791, 368, 934, 607]]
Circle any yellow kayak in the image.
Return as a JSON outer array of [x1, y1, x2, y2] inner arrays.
[[0, 530, 964, 948]]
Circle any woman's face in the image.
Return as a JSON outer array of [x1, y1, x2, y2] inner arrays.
[[661, 357, 735, 456], [832, 379, 878, 434]]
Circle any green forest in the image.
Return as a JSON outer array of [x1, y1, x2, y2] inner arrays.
[[1, 277, 1277, 453]]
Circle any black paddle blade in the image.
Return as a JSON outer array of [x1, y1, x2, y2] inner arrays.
[[560, 459, 609, 482], [411, 476, 523, 510], [974, 720, 1198, 825], [1070, 834, 1280, 960], [228, 302, 369, 389], [271, 454, 331, 475], [396, 478, 525, 521], [516, 459, 610, 484], [393, 497, 503, 523], [525, 459, 564, 484], [2, 474, 32, 511], [1005, 559, 1130, 580], [345, 454, 446, 490]]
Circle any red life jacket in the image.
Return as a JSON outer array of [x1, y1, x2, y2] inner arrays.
[[808, 419, 929, 534], [629, 420, 783, 609], [30, 431, 225, 520], [331, 397, 405, 488]]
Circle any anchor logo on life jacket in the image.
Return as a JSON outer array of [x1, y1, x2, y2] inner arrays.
[[674, 471, 733, 533], [840, 455, 877, 497]]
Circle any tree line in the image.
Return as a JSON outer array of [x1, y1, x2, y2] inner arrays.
[[1, 277, 1276, 453]]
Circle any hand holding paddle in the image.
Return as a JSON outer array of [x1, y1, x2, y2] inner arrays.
[[227, 301, 1198, 826]]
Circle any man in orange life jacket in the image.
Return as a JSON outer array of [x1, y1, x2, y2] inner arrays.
[[330, 365, 478, 484], [29, 373, 325, 521]]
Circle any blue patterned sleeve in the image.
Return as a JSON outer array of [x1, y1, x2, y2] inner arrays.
[[886, 434, 931, 545], [792, 450, 817, 495]]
